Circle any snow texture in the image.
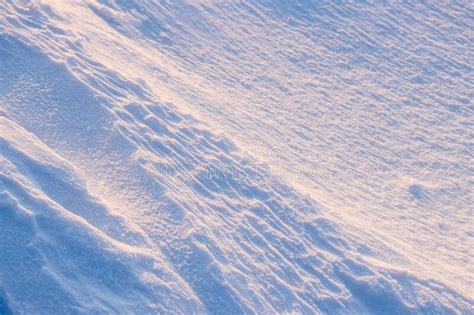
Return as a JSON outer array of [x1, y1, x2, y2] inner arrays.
[[0, 1, 473, 314]]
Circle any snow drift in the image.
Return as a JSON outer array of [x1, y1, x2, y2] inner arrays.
[[0, 1, 472, 314]]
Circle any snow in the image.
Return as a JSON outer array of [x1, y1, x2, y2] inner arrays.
[[0, 1, 473, 314]]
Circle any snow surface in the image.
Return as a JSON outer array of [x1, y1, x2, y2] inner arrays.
[[0, 0, 473, 314]]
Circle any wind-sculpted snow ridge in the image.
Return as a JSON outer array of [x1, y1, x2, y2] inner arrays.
[[0, 117, 203, 314], [0, 0, 473, 314]]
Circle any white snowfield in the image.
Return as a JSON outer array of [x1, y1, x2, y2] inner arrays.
[[0, 1, 472, 314]]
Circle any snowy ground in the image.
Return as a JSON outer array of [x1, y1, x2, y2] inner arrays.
[[0, 1, 472, 314]]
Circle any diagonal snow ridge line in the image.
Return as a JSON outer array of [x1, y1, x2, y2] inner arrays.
[[0, 116, 205, 313], [0, 116, 147, 249]]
